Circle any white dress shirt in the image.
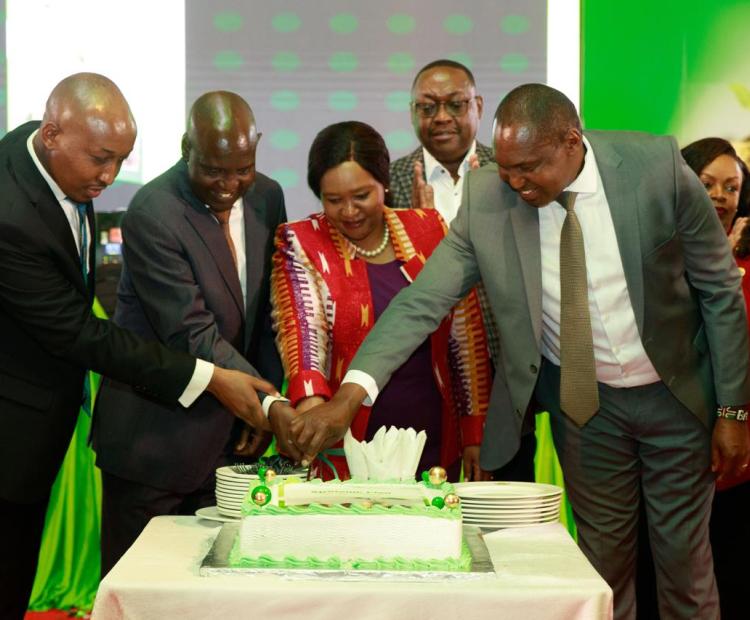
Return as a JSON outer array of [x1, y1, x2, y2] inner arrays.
[[208, 197, 247, 300], [344, 137, 660, 405], [206, 198, 284, 414], [539, 137, 659, 387], [422, 141, 478, 224]]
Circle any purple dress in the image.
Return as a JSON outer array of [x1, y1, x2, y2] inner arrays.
[[364, 260, 444, 476]]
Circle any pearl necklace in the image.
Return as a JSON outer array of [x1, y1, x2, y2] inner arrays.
[[351, 224, 390, 258]]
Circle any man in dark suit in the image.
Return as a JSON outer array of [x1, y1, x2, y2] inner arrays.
[[389, 59, 493, 218], [0, 74, 280, 619], [93, 91, 298, 575], [289, 84, 750, 619]]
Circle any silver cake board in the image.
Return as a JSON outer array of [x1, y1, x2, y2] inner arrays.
[[200, 523, 495, 582]]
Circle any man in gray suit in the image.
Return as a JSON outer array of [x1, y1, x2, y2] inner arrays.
[[93, 91, 299, 575], [289, 84, 750, 619]]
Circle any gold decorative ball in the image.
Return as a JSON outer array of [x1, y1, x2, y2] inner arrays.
[[360, 500, 373, 509], [265, 468, 277, 482], [428, 466, 447, 486], [444, 493, 460, 509], [252, 489, 268, 505]]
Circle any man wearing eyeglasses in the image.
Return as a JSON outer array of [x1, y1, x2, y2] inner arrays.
[[389, 59, 492, 223]]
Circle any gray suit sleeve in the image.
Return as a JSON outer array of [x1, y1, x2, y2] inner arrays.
[[121, 197, 259, 377], [349, 176, 483, 387]]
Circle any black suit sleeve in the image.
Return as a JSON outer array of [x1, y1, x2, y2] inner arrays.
[[0, 215, 195, 403]]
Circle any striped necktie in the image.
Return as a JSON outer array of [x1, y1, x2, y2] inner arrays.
[[558, 191, 599, 426]]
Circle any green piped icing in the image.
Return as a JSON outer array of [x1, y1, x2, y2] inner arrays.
[[229, 538, 472, 572]]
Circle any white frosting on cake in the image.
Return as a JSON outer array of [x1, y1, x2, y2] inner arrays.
[[232, 479, 465, 569], [238, 513, 461, 562]]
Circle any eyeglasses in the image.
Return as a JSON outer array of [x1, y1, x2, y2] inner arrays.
[[411, 97, 476, 119]]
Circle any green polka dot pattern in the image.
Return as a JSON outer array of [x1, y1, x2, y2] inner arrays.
[[385, 91, 411, 112], [443, 14, 473, 35], [385, 130, 416, 151], [447, 52, 473, 69], [328, 91, 358, 111], [272, 12, 301, 33], [213, 12, 243, 32], [330, 13, 358, 34], [269, 168, 300, 189], [387, 14, 415, 34], [502, 15, 531, 35], [270, 91, 300, 111], [270, 130, 300, 150], [387, 53, 415, 74], [500, 53, 529, 73], [213, 51, 243, 71], [329, 52, 358, 72], [272, 52, 300, 72], [186, 4, 546, 219]]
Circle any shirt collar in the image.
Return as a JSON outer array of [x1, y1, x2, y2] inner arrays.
[[27, 129, 68, 203], [204, 196, 243, 216], [422, 140, 477, 182], [565, 136, 598, 195]]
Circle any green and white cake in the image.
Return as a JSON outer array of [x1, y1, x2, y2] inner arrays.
[[229, 477, 470, 571]]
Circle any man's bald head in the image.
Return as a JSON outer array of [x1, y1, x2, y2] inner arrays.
[[183, 91, 258, 160], [34, 72, 137, 203], [182, 91, 260, 212]]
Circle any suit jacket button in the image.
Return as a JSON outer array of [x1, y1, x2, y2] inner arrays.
[[530, 364, 538, 374]]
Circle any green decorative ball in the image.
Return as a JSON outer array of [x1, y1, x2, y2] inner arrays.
[[431, 496, 445, 509], [252, 485, 272, 506]]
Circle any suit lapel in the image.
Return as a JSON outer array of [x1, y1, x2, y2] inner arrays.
[[587, 133, 645, 330], [12, 130, 88, 294], [179, 171, 245, 317], [509, 200, 543, 346]]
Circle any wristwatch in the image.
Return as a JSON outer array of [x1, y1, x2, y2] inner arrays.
[[716, 405, 749, 422]]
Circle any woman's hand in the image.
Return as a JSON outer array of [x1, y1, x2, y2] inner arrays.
[[462, 445, 493, 481]]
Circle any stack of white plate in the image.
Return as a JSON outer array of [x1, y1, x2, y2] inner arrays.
[[215, 466, 304, 518], [453, 481, 563, 531]]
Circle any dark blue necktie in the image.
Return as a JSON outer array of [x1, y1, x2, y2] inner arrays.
[[73, 201, 92, 415]]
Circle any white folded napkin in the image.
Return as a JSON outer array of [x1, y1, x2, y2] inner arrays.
[[344, 426, 427, 481]]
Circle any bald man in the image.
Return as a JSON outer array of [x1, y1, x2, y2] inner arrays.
[[92, 91, 294, 576], [0, 76, 281, 618]]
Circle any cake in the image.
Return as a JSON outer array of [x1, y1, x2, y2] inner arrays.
[[229, 473, 470, 572]]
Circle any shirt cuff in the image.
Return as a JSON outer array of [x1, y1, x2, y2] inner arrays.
[[262, 395, 290, 417], [342, 369, 378, 406], [178, 359, 214, 407]]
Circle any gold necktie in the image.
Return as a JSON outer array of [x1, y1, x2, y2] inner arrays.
[[213, 208, 238, 269], [558, 191, 599, 426]]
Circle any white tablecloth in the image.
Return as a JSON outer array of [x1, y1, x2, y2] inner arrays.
[[91, 516, 612, 620]]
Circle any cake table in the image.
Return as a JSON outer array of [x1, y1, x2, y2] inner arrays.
[[91, 515, 612, 620]]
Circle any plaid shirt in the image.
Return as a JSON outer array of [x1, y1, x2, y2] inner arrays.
[[388, 142, 500, 363]]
